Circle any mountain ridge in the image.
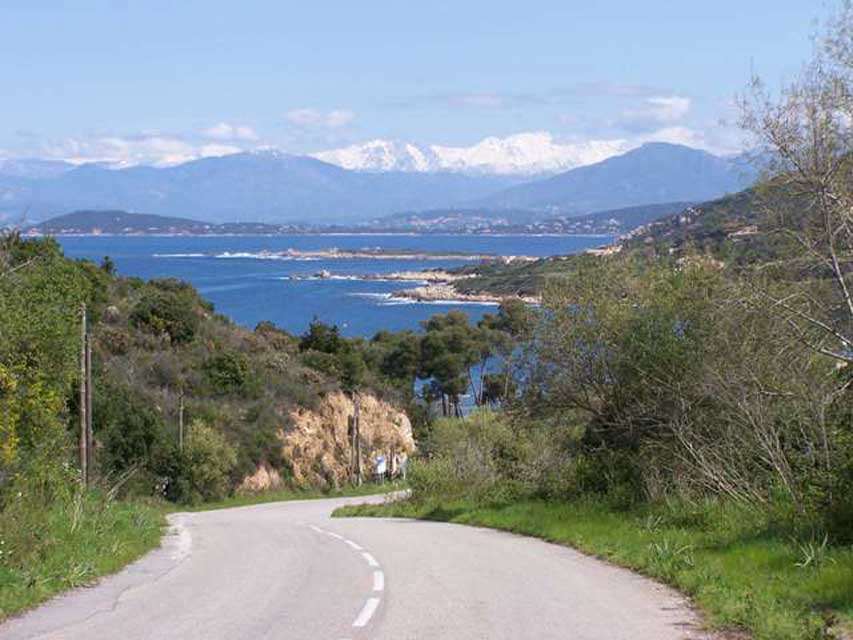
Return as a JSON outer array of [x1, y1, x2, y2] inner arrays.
[[479, 142, 755, 214]]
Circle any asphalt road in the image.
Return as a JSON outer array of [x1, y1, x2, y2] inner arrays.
[[2, 496, 713, 639]]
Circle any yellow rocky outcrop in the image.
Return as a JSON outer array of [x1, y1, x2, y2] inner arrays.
[[254, 391, 414, 489]]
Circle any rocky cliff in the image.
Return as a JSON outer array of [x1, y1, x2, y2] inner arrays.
[[242, 391, 414, 491]]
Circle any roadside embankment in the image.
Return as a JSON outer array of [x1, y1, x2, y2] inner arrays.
[[0, 491, 163, 621]]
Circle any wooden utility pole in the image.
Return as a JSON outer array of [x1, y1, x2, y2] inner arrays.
[[353, 395, 362, 486], [79, 303, 88, 487], [178, 391, 185, 451], [85, 332, 93, 485]]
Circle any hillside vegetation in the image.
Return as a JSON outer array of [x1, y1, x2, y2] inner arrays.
[[0, 233, 427, 617]]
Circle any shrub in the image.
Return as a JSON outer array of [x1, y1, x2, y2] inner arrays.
[[204, 351, 251, 394], [409, 412, 535, 505], [301, 350, 341, 378], [181, 420, 237, 503], [130, 285, 198, 344], [94, 382, 168, 477], [98, 326, 131, 355]]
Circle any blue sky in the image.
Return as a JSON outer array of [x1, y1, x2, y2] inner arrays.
[[0, 0, 824, 165]]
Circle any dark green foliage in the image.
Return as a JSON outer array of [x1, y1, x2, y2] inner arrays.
[[93, 381, 167, 476], [418, 311, 483, 415], [337, 348, 367, 393], [129, 280, 199, 344], [100, 255, 115, 276], [301, 349, 342, 378], [300, 317, 343, 354], [374, 331, 421, 384], [204, 350, 251, 394]]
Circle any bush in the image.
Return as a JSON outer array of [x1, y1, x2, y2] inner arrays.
[[130, 285, 198, 344], [301, 350, 341, 378], [203, 351, 251, 394], [158, 420, 237, 504], [94, 382, 168, 477], [409, 412, 535, 505]]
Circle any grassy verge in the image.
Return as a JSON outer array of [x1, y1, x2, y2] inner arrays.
[[335, 498, 853, 640], [177, 480, 406, 513], [0, 491, 164, 621]]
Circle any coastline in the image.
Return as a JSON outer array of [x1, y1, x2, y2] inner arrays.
[[156, 248, 537, 262], [381, 270, 540, 305], [390, 283, 538, 305], [306, 267, 541, 305]]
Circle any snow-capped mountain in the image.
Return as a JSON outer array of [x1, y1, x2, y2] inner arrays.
[[313, 132, 632, 176], [313, 140, 442, 173]]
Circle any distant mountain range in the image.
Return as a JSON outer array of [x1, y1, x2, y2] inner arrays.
[[0, 143, 756, 226]]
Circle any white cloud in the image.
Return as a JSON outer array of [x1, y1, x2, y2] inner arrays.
[[284, 108, 356, 129], [42, 134, 242, 167], [636, 124, 746, 156], [201, 122, 259, 142], [638, 126, 706, 148], [620, 95, 691, 130]]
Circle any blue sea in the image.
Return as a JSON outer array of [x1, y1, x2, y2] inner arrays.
[[57, 234, 612, 337]]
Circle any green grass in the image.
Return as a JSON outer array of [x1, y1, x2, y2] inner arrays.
[[176, 480, 406, 513], [0, 491, 164, 621], [335, 497, 853, 640]]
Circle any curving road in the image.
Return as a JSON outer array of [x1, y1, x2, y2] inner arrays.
[[2, 496, 713, 639]]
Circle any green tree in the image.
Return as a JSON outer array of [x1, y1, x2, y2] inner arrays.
[[477, 299, 533, 406], [299, 317, 343, 354], [420, 311, 484, 416], [0, 234, 92, 496]]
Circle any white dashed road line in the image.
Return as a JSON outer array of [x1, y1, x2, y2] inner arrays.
[[352, 597, 381, 628], [306, 525, 383, 630], [373, 570, 384, 592]]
